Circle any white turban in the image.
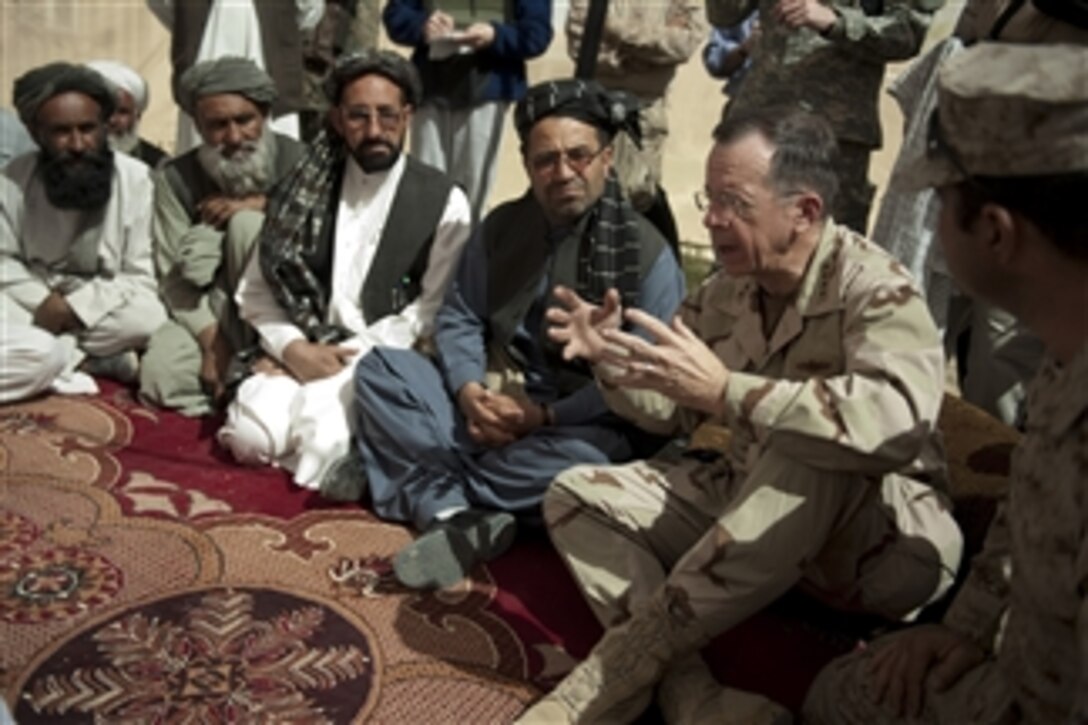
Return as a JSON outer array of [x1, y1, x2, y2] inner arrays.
[[86, 59, 149, 113]]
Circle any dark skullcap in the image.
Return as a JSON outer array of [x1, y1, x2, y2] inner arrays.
[[13, 62, 116, 129], [178, 56, 277, 116], [324, 49, 422, 107], [514, 79, 643, 147]]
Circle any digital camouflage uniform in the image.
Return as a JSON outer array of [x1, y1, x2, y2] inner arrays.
[[805, 343, 1088, 723], [707, 0, 941, 233], [566, 0, 706, 210], [545, 221, 963, 640], [802, 41, 1088, 725]]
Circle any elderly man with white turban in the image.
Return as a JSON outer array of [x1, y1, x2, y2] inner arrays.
[[0, 62, 166, 403], [86, 59, 169, 169], [139, 57, 305, 416]]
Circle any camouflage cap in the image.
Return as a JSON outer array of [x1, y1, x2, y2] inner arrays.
[[902, 42, 1088, 191]]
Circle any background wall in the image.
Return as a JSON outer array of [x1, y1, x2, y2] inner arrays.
[[1, 0, 964, 255]]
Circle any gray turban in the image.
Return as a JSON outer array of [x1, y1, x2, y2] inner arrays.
[[13, 62, 115, 129], [514, 78, 643, 147], [178, 56, 277, 116]]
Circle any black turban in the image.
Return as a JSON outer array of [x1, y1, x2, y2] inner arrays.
[[13, 62, 115, 129], [514, 79, 642, 147], [324, 49, 422, 107]]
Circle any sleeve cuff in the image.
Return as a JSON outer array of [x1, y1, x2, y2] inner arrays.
[[722, 371, 772, 428], [64, 285, 107, 329], [445, 363, 486, 400], [942, 581, 1005, 652]]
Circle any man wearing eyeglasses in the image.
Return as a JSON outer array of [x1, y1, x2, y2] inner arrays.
[[216, 50, 472, 493], [805, 42, 1088, 725], [518, 106, 962, 723], [140, 57, 305, 416], [347, 78, 686, 590]]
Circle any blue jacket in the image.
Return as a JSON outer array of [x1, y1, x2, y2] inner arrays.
[[383, 0, 553, 104]]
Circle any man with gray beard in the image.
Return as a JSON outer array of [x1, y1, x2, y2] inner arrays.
[[140, 57, 304, 415]]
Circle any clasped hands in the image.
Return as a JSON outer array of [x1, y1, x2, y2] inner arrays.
[[545, 286, 730, 418], [457, 382, 547, 448]]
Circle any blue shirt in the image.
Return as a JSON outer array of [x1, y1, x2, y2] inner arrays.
[[435, 219, 685, 426]]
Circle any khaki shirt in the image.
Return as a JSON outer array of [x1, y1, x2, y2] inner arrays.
[[603, 221, 948, 489], [566, 0, 706, 99], [943, 342, 1088, 722]]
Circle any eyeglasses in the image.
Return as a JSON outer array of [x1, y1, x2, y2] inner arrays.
[[694, 189, 756, 219], [529, 145, 607, 174], [342, 106, 404, 130]]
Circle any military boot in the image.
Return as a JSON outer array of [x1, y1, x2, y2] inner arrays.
[[658, 653, 793, 725], [517, 586, 708, 724]]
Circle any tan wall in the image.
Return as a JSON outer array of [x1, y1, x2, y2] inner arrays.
[[2, 0, 964, 254]]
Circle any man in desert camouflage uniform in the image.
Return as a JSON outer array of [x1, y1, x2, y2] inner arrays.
[[804, 42, 1088, 725], [566, 0, 706, 246], [707, 0, 941, 233], [517, 107, 963, 724]]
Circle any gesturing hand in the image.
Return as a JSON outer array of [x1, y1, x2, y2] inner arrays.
[[282, 340, 358, 383], [545, 286, 623, 364], [867, 624, 986, 718], [597, 308, 730, 416]]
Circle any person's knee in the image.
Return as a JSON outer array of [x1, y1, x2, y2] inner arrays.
[[0, 327, 65, 403], [354, 347, 430, 405], [90, 298, 167, 354], [33, 330, 67, 384], [217, 375, 298, 465], [224, 212, 262, 267], [542, 463, 610, 529]]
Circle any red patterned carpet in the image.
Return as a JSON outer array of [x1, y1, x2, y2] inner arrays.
[[0, 382, 885, 722]]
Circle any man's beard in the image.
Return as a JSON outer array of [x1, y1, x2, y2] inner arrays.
[[108, 128, 141, 155], [197, 126, 276, 197], [351, 138, 402, 174], [38, 144, 115, 211]]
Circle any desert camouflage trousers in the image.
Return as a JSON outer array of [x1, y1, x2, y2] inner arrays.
[[543, 446, 962, 633], [803, 631, 1014, 724]]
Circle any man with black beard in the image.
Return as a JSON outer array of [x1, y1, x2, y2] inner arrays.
[[216, 50, 472, 493], [0, 62, 165, 403], [139, 57, 304, 416]]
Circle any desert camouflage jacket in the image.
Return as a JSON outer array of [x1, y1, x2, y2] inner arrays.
[[566, 0, 707, 99], [942, 342, 1088, 722], [603, 221, 948, 489]]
